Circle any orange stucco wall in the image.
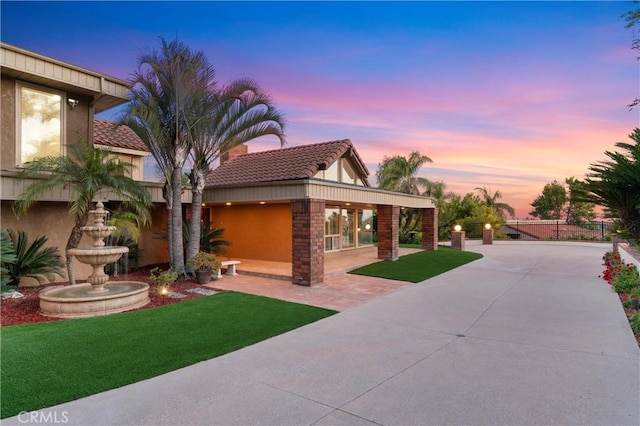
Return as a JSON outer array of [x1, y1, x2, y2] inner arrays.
[[210, 203, 292, 262], [137, 203, 170, 266]]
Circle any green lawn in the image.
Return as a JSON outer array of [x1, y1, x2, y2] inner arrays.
[[0, 292, 335, 418], [349, 248, 483, 283]]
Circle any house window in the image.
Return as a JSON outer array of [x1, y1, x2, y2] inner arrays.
[[341, 208, 355, 249], [358, 209, 374, 246], [18, 84, 64, 164], [324, 206, 375, 252], [325, 207, 340, 251]]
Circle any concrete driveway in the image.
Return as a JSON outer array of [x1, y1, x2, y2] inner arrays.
[[5, 241, 639, 425]]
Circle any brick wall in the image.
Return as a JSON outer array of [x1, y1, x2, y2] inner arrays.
[[421, 208, 438, 251], [377, 204, 399, 260], [220, 144, 248, 165], [291, 199, 325, 286]]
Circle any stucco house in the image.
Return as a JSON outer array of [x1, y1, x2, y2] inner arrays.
[[1, 42, 438, 286], [0, 42, 170, 280]]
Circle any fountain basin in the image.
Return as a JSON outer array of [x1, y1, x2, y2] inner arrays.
[[67, 246, 129, 265], [39, 282, 150, 319]]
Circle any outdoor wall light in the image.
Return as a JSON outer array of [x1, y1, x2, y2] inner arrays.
[[67, 98, 79, 108], [454, 224, 462, 232], [259, 201, 266, 205], [365, 223, 371, 230], [485, 223, 492, 230], [225, 202, 232, 206]]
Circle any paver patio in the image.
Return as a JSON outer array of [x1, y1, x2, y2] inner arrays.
[[207, 247, 419, 311]]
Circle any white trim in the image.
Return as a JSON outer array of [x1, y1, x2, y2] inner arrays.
[[204, 178, 435, 208], [94, 144, 150, 157]]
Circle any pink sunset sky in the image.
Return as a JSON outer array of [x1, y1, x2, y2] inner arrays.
[[2, 1, 638, 218]]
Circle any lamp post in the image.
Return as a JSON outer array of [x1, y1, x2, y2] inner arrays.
[[483, 223, 493, 245], [161, 286, 168, 305], [451, 224, 465, 250]]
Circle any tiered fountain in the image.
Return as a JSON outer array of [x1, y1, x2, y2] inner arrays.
[[39, 201, 150, 318]]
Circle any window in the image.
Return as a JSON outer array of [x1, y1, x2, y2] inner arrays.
[[341, 208, 355, 248], [325, 207, 340, 251], [358, 209, 374, 246], [18, 84, 63, 164]]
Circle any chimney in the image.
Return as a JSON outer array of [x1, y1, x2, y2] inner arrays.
[[220, 144, 248, 165]]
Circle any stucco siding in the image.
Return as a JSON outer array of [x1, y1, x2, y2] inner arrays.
[[137, 204, 170, 267], [211, 203, 292, 262], [1, 76, 16, 169], [1, 201, 94, 281]]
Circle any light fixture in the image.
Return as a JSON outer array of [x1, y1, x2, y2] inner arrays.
[[202, 203, 206, 207], [225, 202, 232, 206], [259, 201, 266, 205], [345, 203, 351, 206], [484, 223, 492, 230], [161, 287, 168, 304], [365, 223, 371, 230], [67, 98, 79, 108], [454, 224, 462, 232]]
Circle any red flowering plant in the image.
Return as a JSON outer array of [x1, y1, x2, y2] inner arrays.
[[601, 251, 640, 348], [602, 252, 623, 285]]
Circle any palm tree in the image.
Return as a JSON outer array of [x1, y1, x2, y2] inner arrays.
[[376, 151, 433, 235], [577, 128, 640, 239], [126, 38, 214, 276], [376, 151, 432, 194], [475, 187, 515, 219], [12, 143, 152, 284], [186, 77, 285, 266]]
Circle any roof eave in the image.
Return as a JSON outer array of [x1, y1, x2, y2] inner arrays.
[[1, 42, 130, 113]]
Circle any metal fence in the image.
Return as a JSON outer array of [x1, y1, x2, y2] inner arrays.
[[455, 221, 613, 241]]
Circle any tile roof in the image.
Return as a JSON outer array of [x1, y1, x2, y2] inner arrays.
[[94, 119, 149, 153], [206, 139, 371, 187]]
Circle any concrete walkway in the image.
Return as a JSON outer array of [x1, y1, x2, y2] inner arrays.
[[6, 241, 639, 425]]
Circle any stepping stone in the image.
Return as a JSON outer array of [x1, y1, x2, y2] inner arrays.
[[0, 291, 25, 299], [167, 292, 187, 299], [185, 288, 218, 296]]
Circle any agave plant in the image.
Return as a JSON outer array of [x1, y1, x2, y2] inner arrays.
[[2, 229, 64, 287], [198, 222, 231, 257], [155, 220, 232, 257], [0, 231, 17, 287]]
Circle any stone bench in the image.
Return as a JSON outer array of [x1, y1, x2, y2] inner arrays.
[[214, 260, 241, 279]]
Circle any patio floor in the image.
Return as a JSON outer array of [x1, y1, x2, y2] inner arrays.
[[205, 247, 421, 311]]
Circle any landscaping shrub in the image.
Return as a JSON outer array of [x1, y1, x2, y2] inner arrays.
[[612, 265, 640, 294], [0, 231, 17, 287], [1, 229, 64, 287], [104, 235, 141, 275], [630, 312, 640, 333]]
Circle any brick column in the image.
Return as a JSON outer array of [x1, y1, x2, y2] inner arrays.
[[291, 199, 325, 286], [482, 227, 494, 245], [451, 231, 465, 250], [421, 207, 438, 251], [377, 204, 399, 260]]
